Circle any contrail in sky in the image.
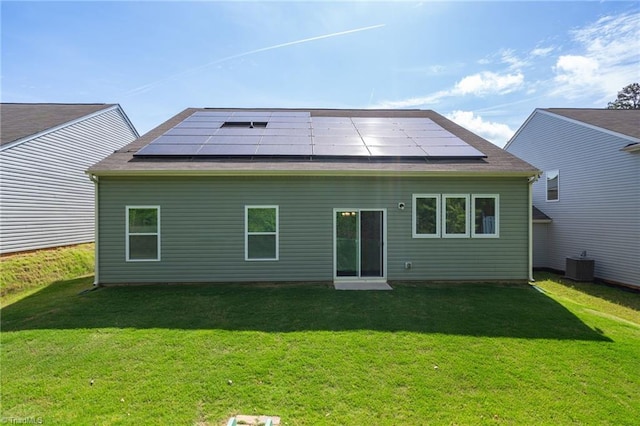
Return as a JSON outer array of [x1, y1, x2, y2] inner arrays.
[[124, 24, 386, 97]]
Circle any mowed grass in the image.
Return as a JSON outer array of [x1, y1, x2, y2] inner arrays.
[[0, 243, 94, 304], [2, 275, 639, 425]]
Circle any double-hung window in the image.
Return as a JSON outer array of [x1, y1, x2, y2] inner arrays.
[[472, 195, 499, 238], [245, 206, 279, 261], [546, 170, 559, 201], [126, 206, 160, 261], [442, 195, 470, 238], [412, 194, 440, 238]]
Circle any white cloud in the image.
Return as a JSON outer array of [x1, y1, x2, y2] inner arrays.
[[446, 110, 515, 147], [499, 49, 528, 70], [373, 70, 524, 108], [530, 46, 554, 57], [453, 71, 524, 96], [554, 55, 600, 84], [552, 12, 640, 100], [372, 90, 450, 109]]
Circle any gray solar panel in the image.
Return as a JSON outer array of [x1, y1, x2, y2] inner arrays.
[[413, 137, 469, 146], [351, 117, 395, 124], [136, 144, 202, 155], [267, 121, 311, 129], [367, 145, 427, 157], [313, 136, 365, 145], [256, 144, 312, 156], [358, 129, 405, 137], [263, 128, 311, 136], [133, 111, 486, 159], [183, 116, 225, 123], [311, 117, 352, 124], [165, 128, 218, 136], [313, 145, 370, 156], [215, 128, 265, 136], [270, 111, 310, 117], [260, 136, 312, 145], [403, 129, 457, 137], [267, 118, 312, 124], [362, 136, 415, 146], [176, 121, 223, 129], [203, 135, 257, 145], [152, 135, 211, 144], [312, 128, 359, 136], [197, 144, 258, 155], [192, 111, 233, 117], [422, 145, 486, 157]]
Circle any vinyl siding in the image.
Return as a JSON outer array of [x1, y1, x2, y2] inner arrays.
[[0, 108, 137, 254], [97, 175, 530, 284], [506, 111, 640, 287], [532, 223, 549, 268]]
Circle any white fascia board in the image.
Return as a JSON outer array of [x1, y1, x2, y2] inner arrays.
[[114, 104, 140, 138], [503, 109, 539, 151], [86, 169, 539, 178], [0, 104, 131, 152]]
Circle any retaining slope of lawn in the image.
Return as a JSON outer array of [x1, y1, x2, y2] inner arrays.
[[1, 275, 639, 425]]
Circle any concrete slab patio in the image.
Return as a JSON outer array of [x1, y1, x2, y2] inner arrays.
[[334, 282, 393, 290]]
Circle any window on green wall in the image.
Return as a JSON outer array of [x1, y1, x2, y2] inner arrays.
[[412, 194, 440, 238], [472, 195, 499, 238], [442, 195, 469, 238], [126, 206, 160, 261], [245, 206, 279, 261]]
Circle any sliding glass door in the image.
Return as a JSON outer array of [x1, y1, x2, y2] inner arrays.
[[335, 209, 385, 279]]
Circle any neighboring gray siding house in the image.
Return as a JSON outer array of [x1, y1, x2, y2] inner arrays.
[[505, 108, 640, 288], [0, 103, 139, 254], [87, 108, 539, 286]]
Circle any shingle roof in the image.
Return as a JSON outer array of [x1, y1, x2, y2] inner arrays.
[[0, 103, 115, 146], [533, 206, 552, 222], [543, 108, 640, 140], [88, 108, 539, 176]]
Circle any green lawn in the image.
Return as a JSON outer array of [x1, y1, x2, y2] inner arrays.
[[1, 274, 639, 425]]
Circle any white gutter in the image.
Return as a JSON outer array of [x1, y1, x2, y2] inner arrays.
[[89, 174, 100, 286], [527, 175, 538, 282]]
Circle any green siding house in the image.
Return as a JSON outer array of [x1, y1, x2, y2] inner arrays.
[[87, 108, 539, 286]]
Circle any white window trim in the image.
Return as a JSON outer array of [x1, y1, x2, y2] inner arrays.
[[546, 169, 559, 202], [412, 194, 441, 238], [472, 194, 500, 238], [126, 206, 161, 262], [245, 205, 279, 261], [442, 194, 470, 238]]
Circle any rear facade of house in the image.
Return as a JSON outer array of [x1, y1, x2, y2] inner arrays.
[[505, 108, 640, 289], [88, 108, 539, 285], [0, 103, 139, 254]]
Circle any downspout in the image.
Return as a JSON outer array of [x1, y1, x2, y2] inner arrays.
[[527, 175, 539, 282], [89, 174, 100, 286]]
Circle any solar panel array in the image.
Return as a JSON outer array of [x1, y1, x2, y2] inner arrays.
[[134, 111, 486, 159]]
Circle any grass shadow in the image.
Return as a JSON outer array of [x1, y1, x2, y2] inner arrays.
[[1, 277, 610, 341]]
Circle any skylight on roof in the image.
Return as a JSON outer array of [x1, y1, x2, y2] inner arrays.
[[221, 121, 268, 128]]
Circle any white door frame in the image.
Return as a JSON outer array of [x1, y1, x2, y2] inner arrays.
[[333, 208, 387, 283]]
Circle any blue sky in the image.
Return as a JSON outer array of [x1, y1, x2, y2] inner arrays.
[[2, 1, 639, 146]]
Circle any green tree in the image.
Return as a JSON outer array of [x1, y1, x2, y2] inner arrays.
[[607, 83, 640, 109]]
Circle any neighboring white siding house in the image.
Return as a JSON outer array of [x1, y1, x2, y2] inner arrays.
[[0, 103, 138, 254], [505, 108, 640, 288]]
